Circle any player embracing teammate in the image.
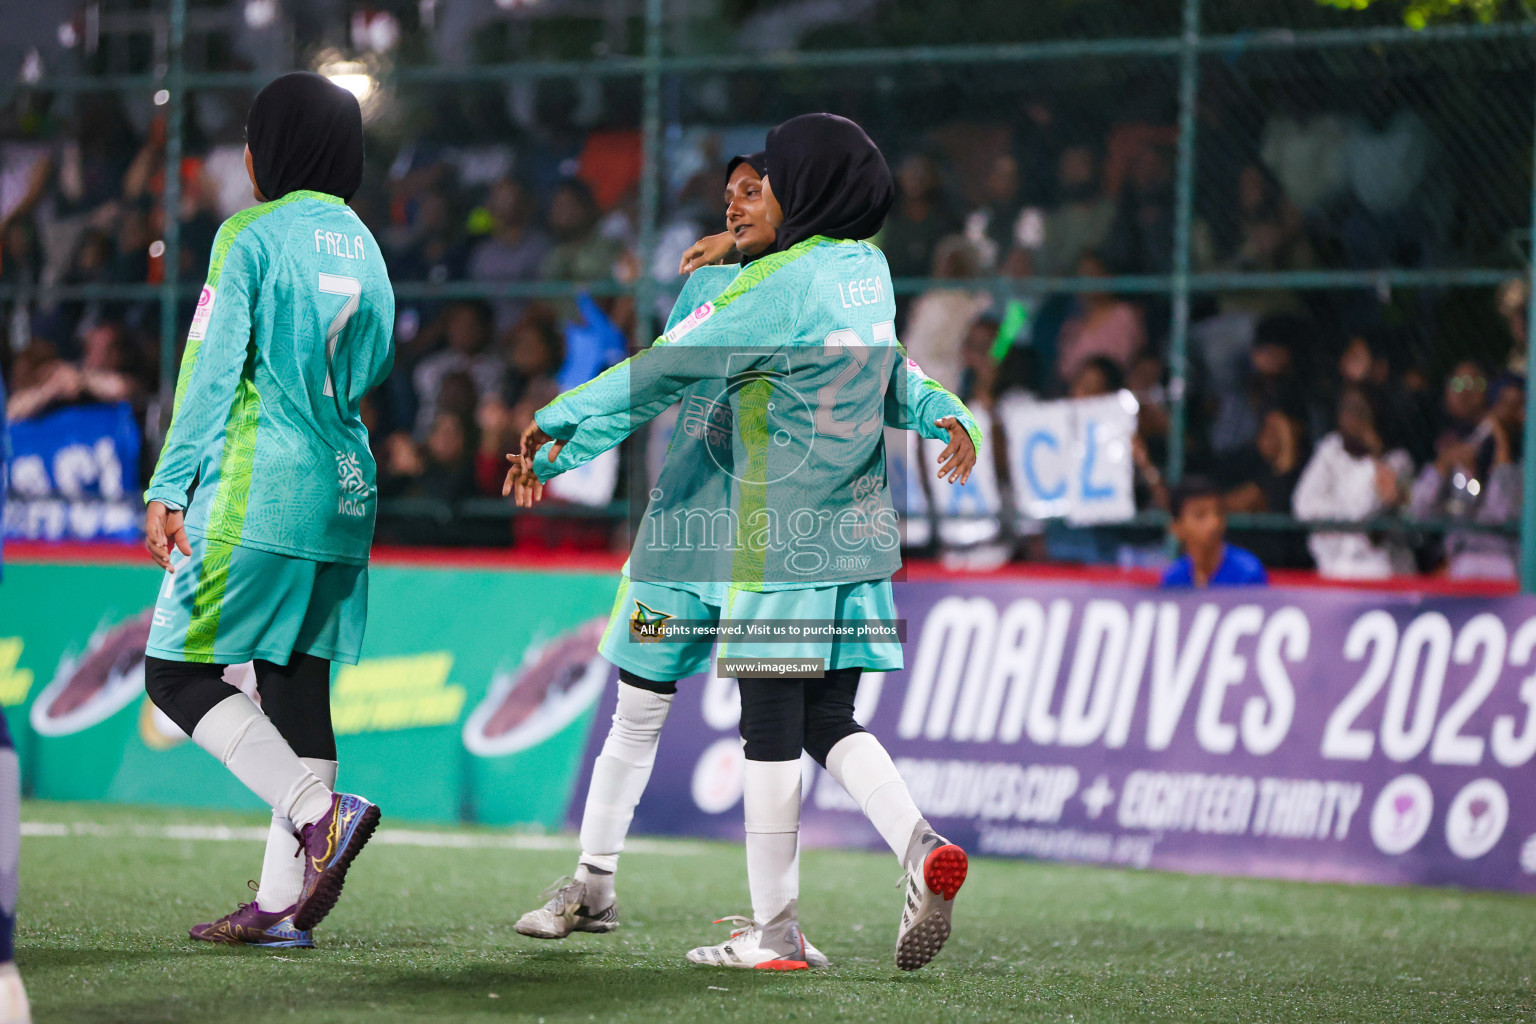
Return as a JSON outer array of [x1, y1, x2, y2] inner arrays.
[[140, 73, 395, 947], [507, 114, 976, 971]]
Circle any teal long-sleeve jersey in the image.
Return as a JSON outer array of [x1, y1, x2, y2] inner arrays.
[[533, 237, 981, 590], [146, 190, 395, 565]]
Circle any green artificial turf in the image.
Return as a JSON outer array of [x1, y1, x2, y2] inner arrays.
[[17, 801, 1536, 1023]]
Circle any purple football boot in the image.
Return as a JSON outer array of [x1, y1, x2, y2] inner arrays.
[[190, 890, 314, 949], [292, 792, 381, 931]]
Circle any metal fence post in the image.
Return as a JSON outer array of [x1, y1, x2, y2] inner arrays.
[[1521, 72, 1536, 592], [627, 0, 665, 538], [157, 0, 187, 418], [1166, 0, 1201, 491]]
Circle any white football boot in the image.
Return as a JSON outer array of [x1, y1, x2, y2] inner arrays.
[[894, 829, 968, 971], [718, 914, 831, 968], [514, 877, 619, 939], [686, 904, 810, 970]]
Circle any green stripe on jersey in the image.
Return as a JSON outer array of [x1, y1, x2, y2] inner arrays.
[[184, 538, 234, 661], [728, 376, 773, 592], [205, 347, 264, 542]]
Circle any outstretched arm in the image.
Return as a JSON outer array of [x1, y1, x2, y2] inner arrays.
[[528, 256, 805, 482], [885, 350, 982, 484], [144, 221, 260, 513]]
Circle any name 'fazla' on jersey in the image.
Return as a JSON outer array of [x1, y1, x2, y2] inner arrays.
[[145, 190, 395, 566]]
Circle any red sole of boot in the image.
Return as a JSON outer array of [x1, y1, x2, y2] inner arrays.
[[923, 844, 968, 901], [293, 803, 381, 931], [754, 959, 810, 970]]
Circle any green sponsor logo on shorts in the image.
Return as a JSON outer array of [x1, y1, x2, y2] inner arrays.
[[628, 601, 673, 643]]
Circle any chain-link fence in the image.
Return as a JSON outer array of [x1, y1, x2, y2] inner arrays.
[[1, 0, 1532, 581]]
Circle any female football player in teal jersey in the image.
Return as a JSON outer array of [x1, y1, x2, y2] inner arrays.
[[513, 153, 971, 965], [140, 72, 394, 948], [508, 114, 976, 971]]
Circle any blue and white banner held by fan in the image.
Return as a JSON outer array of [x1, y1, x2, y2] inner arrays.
[[3, 402, 141, 542], [997, 391, 1138, 525]]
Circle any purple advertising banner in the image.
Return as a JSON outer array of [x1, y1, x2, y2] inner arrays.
[[569, 581, 1536, 892]]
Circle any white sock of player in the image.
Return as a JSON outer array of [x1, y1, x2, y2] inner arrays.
[[743, 759, 801, 934], [191, 694, 333, 831], [576, 682, 673, 907], [256, 757, 338, 911], [824, 732, 927, 864]]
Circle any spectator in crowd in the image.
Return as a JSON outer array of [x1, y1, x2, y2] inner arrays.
[[541, 178, 624, 282], [1067, 354, 1124, 400], [1161, 476, 1269, 588], [1497, 276, 1528, 375], [474, 396, 520, 497], [1434, 359, 1490, 443], [958, 317, 1001, 409], [5, 324, 141, 422], [1210, 312, 1310, 456], [1037, 144, 1115, 278], [392, 186, 468, 285], [1103, 143, 1175, 276], [1332, 331, 1427, 461], [901, 236, 991, 393], [1259, 101, 1349, 216], [1409, 373, 1524, 579], [1217, 405, 1308, 517], [505, 310, 564, 410], [467, 177, 550, 332], [121, 113, 222, 286], [1214, 163, 1313, 274], [2, 94, 136, 288], [1293, 384, 1416, 579], [1054, 252, 1146, 389], [964, 152, 1026, 271], [381, 410, 479, 502], [1341, 106, 1434, 268], [880, 154, 959, 279], [412, 301, 505, 436]]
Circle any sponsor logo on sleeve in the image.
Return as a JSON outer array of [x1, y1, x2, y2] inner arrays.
[[187, 285, 216, 341], [664, 301, 714, 344]]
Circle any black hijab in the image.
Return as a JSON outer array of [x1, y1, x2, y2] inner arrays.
[[724, 151, 768, 185], [246, 72, 364, 202], [763, 114, 893, 253]]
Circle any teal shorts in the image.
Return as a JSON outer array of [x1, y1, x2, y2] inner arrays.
[[147, 533, 368, 666], [598, 576, 903, 682]]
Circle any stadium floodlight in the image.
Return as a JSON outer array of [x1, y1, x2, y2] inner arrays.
[[318, 60, 376, 103]]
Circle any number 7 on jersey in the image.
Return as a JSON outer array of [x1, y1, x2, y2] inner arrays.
[[317, 272, 362, 398]]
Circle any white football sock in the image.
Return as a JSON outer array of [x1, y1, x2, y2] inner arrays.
[[256, 757, 337, 911], [744, 759, 801, 929], [824, 732, 925, 863], [191, 694, 333, 830], [577, 682, 673, 896]]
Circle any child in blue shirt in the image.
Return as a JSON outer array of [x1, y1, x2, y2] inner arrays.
[[1161, 475, 1269, 587]]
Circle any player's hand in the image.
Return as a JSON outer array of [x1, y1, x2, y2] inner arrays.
[[935, 416, 977, 485], [519, 421, 565, 463], [144, 500, 191, 571], [679, 231, 736, 274], [502, 454, 545, 508]]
